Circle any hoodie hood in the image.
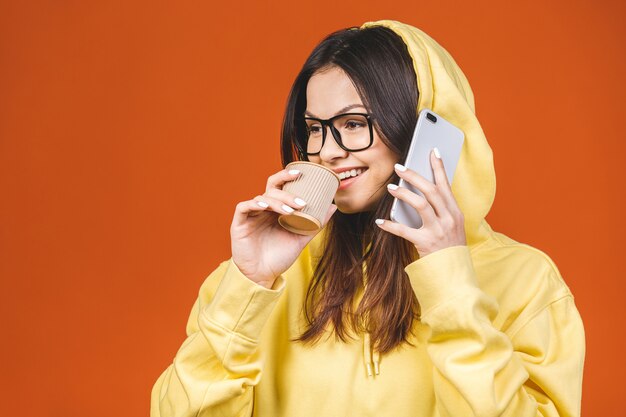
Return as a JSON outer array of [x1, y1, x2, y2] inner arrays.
[[361, 20, 496, 247], [306, 20, 499, 377]]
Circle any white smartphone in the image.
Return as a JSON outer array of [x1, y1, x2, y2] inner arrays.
[[389, 109, 465, 229]]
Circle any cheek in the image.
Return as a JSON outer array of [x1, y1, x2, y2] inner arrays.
[[366, 154, 397, 184], [368, 136, 399, 173], [367, 166, 393, 188]]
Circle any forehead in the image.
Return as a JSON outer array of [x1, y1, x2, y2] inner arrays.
[[305, 67, 364, 118]]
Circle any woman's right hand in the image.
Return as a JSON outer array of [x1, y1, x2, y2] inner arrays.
[[230, 168, 337, 289]]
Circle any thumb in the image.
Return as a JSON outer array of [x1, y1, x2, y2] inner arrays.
[[296, 204, 337, 246], [322, 203, 338, 226]]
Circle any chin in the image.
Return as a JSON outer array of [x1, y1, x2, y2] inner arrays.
[[332, 199, 360, 214], [335, 201, 362, 214], [334, 200, 377, 214], [336, 206, 362, 214], [333, 189, 385, 214]]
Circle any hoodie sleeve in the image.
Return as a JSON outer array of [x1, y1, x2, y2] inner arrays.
[[150, 259, 285, 417], [405, 245, 585, 417]]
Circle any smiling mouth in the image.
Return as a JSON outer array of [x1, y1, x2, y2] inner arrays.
[[337, 168, 368, 191], [338, 168, 367, 181]]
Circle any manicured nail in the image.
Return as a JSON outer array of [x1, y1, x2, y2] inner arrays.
[[375, 219, 384, 225], [433, 147, 441, 159], [288, 169, 301, 175], [294, 198, 307, 207], [387, 183, 399, 191], [394, 163, 407, 172], [257, 201, 269, 208], [281, 204, 294, 213]]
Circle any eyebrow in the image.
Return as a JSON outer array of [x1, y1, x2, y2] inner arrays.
[[304, 104, 367, 118]]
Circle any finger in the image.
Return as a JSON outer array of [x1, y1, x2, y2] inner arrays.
[[266, 167, 302, 192], [374, 217, 418, 243], [394, 163, 448, 217], [430, 148, 462, 212], [254, 195, 298, 216], [232, 198, 274, 225], [264, 188, 308, 211], [430, 148, 451, 188], [386, 184, 436, 228]]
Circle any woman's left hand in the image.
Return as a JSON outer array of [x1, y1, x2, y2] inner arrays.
[[376, 148, 467, 258]]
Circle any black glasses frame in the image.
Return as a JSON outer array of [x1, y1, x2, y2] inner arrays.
[[301, 112, 374, 156]]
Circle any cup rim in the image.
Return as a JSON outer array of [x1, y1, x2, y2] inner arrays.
[[285, 161, 341, 183]]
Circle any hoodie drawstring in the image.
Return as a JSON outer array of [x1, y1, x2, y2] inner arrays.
[[363, 333, 373, 377], [373, 349, 380, 375], [363, 332, 380, 377]]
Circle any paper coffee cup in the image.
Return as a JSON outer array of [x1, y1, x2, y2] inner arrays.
[[278, 161, 340, 235]]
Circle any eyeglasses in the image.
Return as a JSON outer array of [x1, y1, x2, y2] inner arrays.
[[301, 112, 374, 156]]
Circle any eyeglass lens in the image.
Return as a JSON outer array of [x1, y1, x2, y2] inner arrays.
[[305, 114, 370, 154]]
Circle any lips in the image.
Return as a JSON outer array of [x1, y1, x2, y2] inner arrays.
[[337, 168, 367, 190]]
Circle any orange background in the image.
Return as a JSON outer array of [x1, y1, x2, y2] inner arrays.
[[1, 0, 624, 415]]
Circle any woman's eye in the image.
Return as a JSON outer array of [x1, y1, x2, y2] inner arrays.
[[308, 125, 322, 135], [345, 120, 365, 130]]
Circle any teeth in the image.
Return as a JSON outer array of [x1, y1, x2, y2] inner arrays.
[[339, 168, 364, 180]]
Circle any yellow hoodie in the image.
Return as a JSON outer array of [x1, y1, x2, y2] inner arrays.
[[151, 20, 585, 417]]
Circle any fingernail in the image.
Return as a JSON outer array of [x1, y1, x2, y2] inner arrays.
[[375, 219, 384, 225], [294, 198, 307, 207], [394, 163, 407, 172], [288, 169, 301, 175], [387, 183, 399, 190], [433, 147, 441, 159], [257, 201, 269, 208], [281, 204, 294, 213]]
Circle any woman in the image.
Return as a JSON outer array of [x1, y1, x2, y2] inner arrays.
[[151, 20, 585, 417]]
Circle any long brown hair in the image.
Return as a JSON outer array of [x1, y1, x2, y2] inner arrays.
[[280, 26, 420, 353]]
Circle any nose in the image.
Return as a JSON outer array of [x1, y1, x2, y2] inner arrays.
[[319, 125, 349, 162]]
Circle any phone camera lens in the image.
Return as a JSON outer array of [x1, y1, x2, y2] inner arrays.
[[426, 113, 437, 123]]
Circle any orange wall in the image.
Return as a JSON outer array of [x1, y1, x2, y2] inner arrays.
[[1, 1, 624, 415]]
